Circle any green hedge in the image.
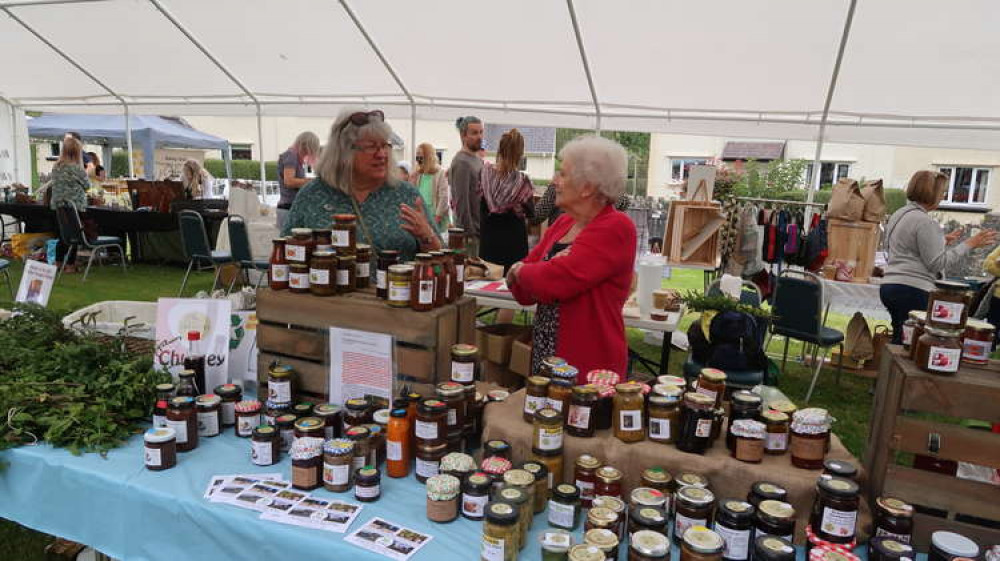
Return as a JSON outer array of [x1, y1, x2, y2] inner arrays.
[[108, 152, 277, 180]]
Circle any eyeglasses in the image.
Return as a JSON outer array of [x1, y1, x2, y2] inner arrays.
[[339, 110, 385, 131], [353, 141, 393, 155], [415, 156, 424, 164]]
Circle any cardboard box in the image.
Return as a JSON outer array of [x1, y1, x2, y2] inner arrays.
[[508, 331, 533, 376], [477, 323, 531, 364], [483, 360, 524, 391]]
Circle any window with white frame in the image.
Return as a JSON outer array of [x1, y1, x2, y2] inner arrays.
[[804, 162, 851, 186], [938, 166, 990, 206], [670, 158, 709, 182]]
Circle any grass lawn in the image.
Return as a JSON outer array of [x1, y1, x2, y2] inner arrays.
[[0, 263, 878, 558]]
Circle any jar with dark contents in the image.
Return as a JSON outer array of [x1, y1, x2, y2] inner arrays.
[[441, 249, 459, 303], [267, 363, 295, 404], [483, 501, 519, 561], [354, 466, 381, 502], [790, 408, 832, 469], [870, 537, 916, 561], [313, 228, 332, 252], [748, 482, 787, 510], [754, 500, 796, 542], [591, 496, 626, 540], [929, 531, 981, 561], [152, 383, 175, 427], [675, 471, 710, 491], [761, 411, 790, 455], [524, 376, 551, 422], [450, 344, 479, 384], [539, 356, 568, 378], [549, 483, 582, 530], [308, 250, 337, 296], [461, 472, 491, 521], [312, 403, 340, 440], [376, 249, 400, 299], [822, 459, 858, 480], [872, 497, 914, 543], [925, 280, 972, 330], [753, 536, 796, 561], [292, 402, 313, 419], [415, 442, 448, 483], [285, 228, 314, 264], [641, 467, 674, 510], [810, 477, 860, 544], [144, 427, 177, 471], [416, 399, 448, 447], [355, 244, 372, 288], [264, 400, 291, 426], [195, 394, 222, 438], [630, 505, 668, 538], [573, 454, 601, 508], [714, 499, 755, 561], [484, 439, 512, 461], [727, 390, 762, 450], [294, 416, 324, 440], [566, 384, 599, 437], [915, 327, 963, 374], [730, 419, 766, 463], [288, 263, 310, 293], [342, 397, 371, 431], [335, 254, 356, 294], [166, 396, 198, 452], [902, 310, 921, 350], [451, 249, 466, 298], [630, 529, 669, 561], [436, 382, 467, 430], [214, 384, 241, 428], [595, 465, 623, 498], [234, 400, 261, 437], [908, 311, 927, 360], [290, 437, 324, 491], [251, 425, 280, 466], [275, 414, 297, 452], [961, 319, 995, 365], [269, 237, 289, 290], [497, 487, 531, 550], [448, 227, 466, 250], [345, 426, 371, 473], [673, 486, 716, 545], [411, 253, 436, 311], [480, 455, 513, 492], [331, 214, 357, 254], [681, 526, 725, 561], [676, 392, 716, 454]]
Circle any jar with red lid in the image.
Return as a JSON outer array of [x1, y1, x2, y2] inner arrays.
[[574, 454, 602, 508], [595, 465, 623, 498], [416, 399, 448, 447], [268, 238, 289, 290], [285, 228, 314, 264], [961, 319, 995, 365]]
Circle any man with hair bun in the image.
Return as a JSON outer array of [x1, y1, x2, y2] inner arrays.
[[449, 116, 484, 257]]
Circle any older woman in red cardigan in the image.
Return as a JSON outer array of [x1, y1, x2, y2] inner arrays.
[[507, 135, 636, 383]]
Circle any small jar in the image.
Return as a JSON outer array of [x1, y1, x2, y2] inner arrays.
[[584, 528, 619, 561], [748, 482, 788, 510], [613, 381, 645, 443], [755, 500, 796, 542], [313, 228, 333, 252], [214, 384, 241, 427], [264, 400, 291, 426], [593, 386, 616, 431], [251, 425, 280, 466], [540, 530, 573, 561], [595, 466, 623, 498], [790, 408, 832, 469], [195, 394, 222, 438], [289, 263, 310, 293], [902, 310, 922, 350], [631, 487, 668, 510], [322, 438, 355, 492], [909, 311, 927, 361], [674, 486, 716, 545], [530, 450, 564, 489], [761, 411, 790, 455], [549, 483, 581, 530], [810, 477, 860, 543], [497, 487, 530, 549], [234, 400, 261, 438], [331, 213, 357, 253], [143, 427, 177, 471], [567, 384, 599, 437], [524, 376, 551, 422], [285, 228, 314, 264], [753, 536, 796, 561], [452, 249, 466, 298], [436, 382, 467, 430], [929, 531, 980, 561], [441, 451, 477, 482], [336, 254, 357, 294], [730, 419, 766, 463], [312, 403, 341, 440], [294, 416, 324, 440], [870, 538, 916, 561], [822, 459, 858, 480], [289, 437, 324, 490], [629, 506, 668, 538], [308, 250, 337, 296], [345, 426, 371, 473], [411, 253, 436, 311], [450, 344, 480, 384], [715, 499, 755, 561], [448, 227, 466, 250], [376, 249, 400, 299], [915, 327, 963, 374], [642, 466, 673, 493], [925, 280, 972, 330], [961, 319, 995, 365], [696, 368, 727, 408], [630, 530, 669, 561], [415, 442, 448, 483], [574, 454, 602, 508], [484, 439, 513, 461], [275, 414, 297, 452], [342, 398, 372, 431], [481, 455, 514, 492], [166, 396, 198, 452], [547, 376, 575, 416], [354, 466, 381, 502], [152, 383, 175, 427], [534, 408, 564, 453], [483, 501, 520, 561], [648, 390, 682, 444], [675, 471, 710, 491], [416, 399, 448, 447], [681, 527, 725, 561], [569, 545, 606, 561], [873, 497, 914, 543], [518, 460, 551, 513], [727, 390, 763, 450], [387, 264, 413, 308], [267, 363, 295, 404], [355, 244, 372, 288], [676, 392, 716, 454], [268, 237, 289, 290], [460, 472, 491, 521]]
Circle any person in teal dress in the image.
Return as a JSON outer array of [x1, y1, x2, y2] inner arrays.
[[282, 110, 442, 263], [411, 142, 450, 233]]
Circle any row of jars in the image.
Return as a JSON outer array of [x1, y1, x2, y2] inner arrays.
[[903, 308, 995, 374]]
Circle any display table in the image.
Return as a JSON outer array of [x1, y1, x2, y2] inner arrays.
[[821, 278, 889, 321], [483, 389, 872, 544]]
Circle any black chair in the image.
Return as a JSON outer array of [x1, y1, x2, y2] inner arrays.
[[55, 202, 127, 282], [0, 258, 12, 299], [769, 269, 844, 402], [226, 215, 269, 292], [178, 210, 232, 296]]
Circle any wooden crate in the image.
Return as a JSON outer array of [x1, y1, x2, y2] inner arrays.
[[865, 346, 1000, 548], [663, 201, 724, 268], [826, 218, 879, 283], [255, 288, 477, 399]]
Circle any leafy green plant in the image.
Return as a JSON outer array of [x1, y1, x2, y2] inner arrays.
[[681, 290, 774, 320], [734, 159, 810, 198]]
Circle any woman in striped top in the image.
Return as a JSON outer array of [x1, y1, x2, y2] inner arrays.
[[478, 128, 535, 272]]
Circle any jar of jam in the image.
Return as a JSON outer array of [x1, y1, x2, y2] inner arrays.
[[452, 249, 467, 297], [436, 382, 467, 430], [677, 392, 716, 454], [926, 280, 972, 330], [762, 411, 790, 455], [286, 228, 314, 264], [908, 311, 928, 360], [915, 326, 963, 374], [252, 424, 280, 466], [631, 529, 669, 561], [517, 460, 550, 513], [460, 472, 491, 521], [387, 264, 413, 307], [549, 483, 581, 530], [483, 502, 519, 561], [584, 528, 619, 560], [144, 427, 177, 471], [332, 214, 357, 254], [267, 363, 294, 404], [630, 488, 668, 513], [727, 390, 763, 449], [873, 497, 914, 543], [264, 400, 290, 426], [166, 396, 198, 452], [290, 436, 323, 490], [681, 526, 725, 561], [648, 392, 681, 444], [234, 400, 261, 437], [790, 408, 832, 469], [630, 506, 668, 538], [294, 416, 324, 440], [574, 454, 601, 507], [355, 466, 381, 502], [376, 249, 400, 299], [547, 376, 575, 416], [730, 419, 766, 463], [748, 482, 787, 510], [449, 343, 479, 384], [524, 376, 551, 422], [569, 545, 605, 561], [268, 238, 289, 290], [567, 384, 599, 437], [870, 537, 915, 561], [345, 425, 371, 472], [902, 310, 921, 350], [810, 477, 860, 543], [532, 408, 564, 453], [753, 536, 795, 561], [822, 459, 858, 480], [674, 486, 716, 545], [768, 399, 798, 418], [289, 263, 310, 293], [363, 421, 385, 466], [755, 500, 796, 542], [313, 228, 333, 252], [415, 442, 448, 483], [411, 253, 436, 311], [641, 467, 673, 509], [429, 250, 450, 305], [448, 227, 466, 250], [213, 384, 241, 428], [539, 356, 568, 378], [336, 254, 356, 294], [481, 455, 513, 491], [312, 403, 340, 440], [714, 499, 755, 561], [613, 381, 645, 443], [929, 531, 980, 561], [195, 394, 222, 438], [308, 250, 337, 296], [696, 368, 727, 408], [595, 465, 623, 498], [342, 398, 371, 430], [416, 399, 448, 447], [484, 439, 512, 461], [961, 319, 995, 365], [355, 244, 372, 288]]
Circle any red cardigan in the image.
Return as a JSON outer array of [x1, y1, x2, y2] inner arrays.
[[511, 205, 636, 383]]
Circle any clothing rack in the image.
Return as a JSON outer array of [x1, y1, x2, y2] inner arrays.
[[735, 196, 826, 208]]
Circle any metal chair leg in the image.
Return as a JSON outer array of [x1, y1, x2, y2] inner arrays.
[[2, 268, 12, 299], [57, 244, 74, 281], [115, 244, 127, 274], [179, 259, 195, 296], [82, 248, 97, 282], [805, 345, 828, 403], [226, 265, 240, 295], [210, 263, 222, 292], [836, 342, 844, 384], [781, 337, 790, 374], [254, 268, 266, 290]]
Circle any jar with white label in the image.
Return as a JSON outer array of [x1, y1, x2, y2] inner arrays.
[[961, 319, 995, 365], [322, 438, 354, 492], [483, 501, 519, 561], [789, 408, 832, 469], [915, 327, 963, 375], [354, 466, 381, 502], [613, 381, 645, 443], [308, 250, 337, 296], [761, 411, 790, 455], [234, 400, 261, 438], [648, 392, 681, 444], [754, 500, 795, 542], [533, 408, 564, 453], [195, 394, 222, 438], [410, 253, 436, 311], [288, 263, 310, 293], [214, 384, 241, 427], [266, 363, 294, 405], [673, 485, 716, 545], [436, 382, 467, 430], [676, 392, 716, 454], [567, 384, 599, 437], [336, 254, 356, 294], [416, 399, 447, 447], [166, 396, 198, 452], [714, 499, 755, 561], [355, 244, 372, 288], [524, 376, 551, 422], [415, 442, 447, 483], [251, 425, 279, 466], [376, 249, 400, 299], [549, 483, 581, 530], [925, 280, 972, 330], [461, 472, 491, 521], [810, 477, 859, 544], [285, 228, 314, 264], [143, 427, 177, 471]]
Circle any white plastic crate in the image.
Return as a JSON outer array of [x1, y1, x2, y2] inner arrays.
[[62, 300, 157, 339]]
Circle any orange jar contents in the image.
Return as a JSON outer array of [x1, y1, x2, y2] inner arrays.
[[914, 327, 963, 374], [410, 253, 436, 311], [285, 228, 314, 264], [696, 368, 727, 408], [961, 319, 995, 365], [385, 408, 410, 478], [268, 237, 289, 290]]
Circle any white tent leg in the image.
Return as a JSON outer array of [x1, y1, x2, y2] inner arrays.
[[124, 103, 135, 178], [256, 106, 265, 188], [410, 103, 417, 164]]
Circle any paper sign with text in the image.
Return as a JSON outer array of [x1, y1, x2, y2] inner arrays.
[[328, 327, 394, 407], [155, 298, 232, 390], [16, 260, 57, 306]]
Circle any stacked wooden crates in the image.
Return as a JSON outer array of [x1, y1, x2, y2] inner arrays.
[[255, 289, 477, 400], [865, 345, 1000, 547]]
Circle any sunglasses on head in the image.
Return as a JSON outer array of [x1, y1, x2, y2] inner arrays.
[[340, 110, 385, 131]]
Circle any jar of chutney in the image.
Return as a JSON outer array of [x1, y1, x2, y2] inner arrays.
[[336, 253, 356, 294], [676, 392, 716, 454], [810, 477, 860, 544], [872, 497, 914, 544], [355, 244, 372, 288], [524, 376, 551, 422], [387, 264, 413, 307], [331, 214, 357, 253], [790, 408, 832, 469], [567, 384, 599, 437], [376, 249, 400, 299], [714, 499, 755, 561], [674, 486, 716, 545]]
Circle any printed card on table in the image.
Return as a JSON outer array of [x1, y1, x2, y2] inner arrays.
[[345, 517, 433, 561], [231, 481, 292, 511], [261, 497, 364, 533], [210, 475, 287, 504]]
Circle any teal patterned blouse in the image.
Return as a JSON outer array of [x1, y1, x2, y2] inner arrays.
[[281, 178, 438, 262]]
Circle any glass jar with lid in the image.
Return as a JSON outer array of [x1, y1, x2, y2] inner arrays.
[[288, 263, 310, 293], [540, 530, 573, 561], [584, 528, 619, 561], [415, 442, 448, 483], [312, 403, 340, 440], [313, 229, 332, 252], [574, 454, 602, 507], [761, 411, 790, 455], [503, 469, 538, 525], [822, 459, 858, 480], [152, 383, 175, 427], [613, 381, 645, 443], [275, 413, 297, 452], [648, 391, 681, 444], [768, 399, 798, 418], [873, 497, 914, 543], [748, 482, 787, 510], [925, 280, 972, 330], [547, 370, 576, 415], [681, 527, 725, 561], [410, 253, 436, 311], [345, 425, 371, 472], [929, 531, 981, 561], [730, 419, 766, 463], [696, 368, 727, 408], [335, 253, 356, 294], [630, 487, 668, 511], [676, 392, 716, 454], [810, 477, 860, 543], [436, 382, 467, 429], [294, 416, 324, 439], [308, 250, 337, 296], [428, 251, 446, 307], [267, 363, 295, 404], [674, 486, 716, 545], [387, 264, 413, 308], [629, 506, 668, 538], [533, 408, 564, 453], [714, 500, 755, 561], [902, 310, 922, 350], [567, 384, 599, 437], [440, 249, 459, 303], [144, 427, 177, 471], [790, 408, 832, 469], [355, 244, 372, 288], [483, 501, 519, 561], [642, 467, 674, 510], [915, 327, 963, 374], [426, 473, 461, 523], [754, 500, 796, 542], [234, 400, 261, 437], [331, 214, 357, 253], [961, 319, 995, 365], [591, 496, 626, 539], [753, 536, 795, 561], [250, 424, 279, 466], [675, 471, 710, 491], [285, 228, 314, 264], [497, 486, 531, 550], [290, 436, 324, 490], [264, 400, 291, 426], [549, 483, 581, 530], [195, 394, 222, 438], [727, 390, 763, 450], [322, 438, 354, 492], [908, 311, 927, 360], [416, 399, 448, 447], [540, 356, 568, 378], [481, 455, 513, 492], [451, 249, 466, 298], [268, 238, 289, 290], [354, 466, 381, 502], [517, 460, 550, 513], [530, 448, 563, 489], [484, 439, 512, 461], [869, 537, 915, 561], [524, 376, 551, 422], [342, 397, 371, 430], [461, 472, 491, 521], [449, 344, 479, 385], [375, 249, 400, 299], [214, 384, 241, 428], [166, 396, 198, 452], [569, 545, 606, 561], [630, 529, 669, 561], [595, 465, 623, 498]]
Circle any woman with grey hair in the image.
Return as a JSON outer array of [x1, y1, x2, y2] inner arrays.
[[282, 110, 441, 262], [276, 130, 321, 230], [507, 135, 637, 381]]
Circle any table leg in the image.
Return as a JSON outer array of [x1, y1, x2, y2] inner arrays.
[[659, 330, 672, 375]]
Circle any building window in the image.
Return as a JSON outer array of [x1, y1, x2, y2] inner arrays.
[[804, 162, 851, 186], [939, 166, 990, 206], [231, 143, 253, 160], [670, 158, 708, 181]]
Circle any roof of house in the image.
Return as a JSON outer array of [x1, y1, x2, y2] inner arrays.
[[721, 141, 786, 161], [483, 124, 556, 154]]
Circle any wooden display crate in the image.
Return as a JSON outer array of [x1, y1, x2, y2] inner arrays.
[[663, 201, 724, 268], [255, 288, 477, 399], [826, 218, 879, 283], [865, 346, 1000, 548]]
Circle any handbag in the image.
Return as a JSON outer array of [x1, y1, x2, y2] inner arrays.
[[844, 312, 875, 363]]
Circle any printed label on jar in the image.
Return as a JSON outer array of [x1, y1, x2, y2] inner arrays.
[[715, 524, 751, 561], [577, 479, 595, 500], [310, 268, 330, 285], [237, 415, 257, 436], [927, 345, 961, 373], [619, 409, 642, 431], [376, 270, 388, 290], [901, 324, 914, 346], [696, 385, 718, 403], [447, 409, 458, 427], [415, 420, 439, 440], [418, 280, 434, 304], [357, 263, 370, 278], [820, 507, 858, 538], [930, 299, 964, 325], [152, 414, 166, 428], [695, 418, 713, 438], [547, 499, 576, 528], [324, 463, 350, 485], [415, 458, 439, 478], [332, 230, 350, 247], [251, 440, 274, 465], [481, 535, 505, 561], [270, 264, 289, 282], [567, 404, 592, 429], [451, 361, 475, 383], [386, 440, 403, 461], [268, 380, 291, 403], [873, 528, 912, 543], [649, 418, 671, 440], [524, 395, 547, 416], [356, 484, 380, 499], [280, 428, 295, 451], [289, 272, 309, 289], [336, 269, 350, 286], [462, 492, 488, 517], [765, 431, 788, 451], [144, 446, 161, 467], [166, 418, 188, 444], [220, 402, 235, 426], [789, 433, 826, 461], [197, 411, 219, 436], [285, 245, 305, 262], [675, 512, 706, 542], [537, 426, 564, 451], [963, 338, 991, 361], [547, 398, 565, 413], [389, 284, 410, 302]]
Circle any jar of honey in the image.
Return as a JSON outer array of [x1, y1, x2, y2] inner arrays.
[[387, 264, 413, 308]]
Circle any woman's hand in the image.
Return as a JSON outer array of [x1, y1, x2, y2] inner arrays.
[[400, 197, 440, 249], [964, 229, 999, 249], [506, 262, 524, 287], [945, 227, 965, 245]]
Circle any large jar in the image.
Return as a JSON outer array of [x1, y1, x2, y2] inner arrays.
[[761, 411, 790, 455], [450, 344, 480, 385], [416, 399, 448, 447], [810, 477, 860, 544], [533, 408, 564, 453], [376, 249, 400, 299], [567, 384, 599, 437], [267, 363, 295, 404], [961, 319, 995, 365], [676, 392, 716, 454], [322, 438, 355, 492], [648, 391, 681, 444], [166, 396, 198, 452], [503, 469, 538, 527], [426, 474, 461, 523], [429, 251, 447, 307], [872, 497, 914, 543], [925, 280, 972, 330], [483, 501, 520, 561], [790, 408, 832, 469], [680, 526, 725, 561], [915, 327, 963, 374], [630, 529, 669, 561], [309, 250, 337, 296], [754, 500, 796, 542], [929, 531, 980, 561], [336, 254, 357, 294], [144, 427, 177, 471], [355, 244, 372, 288], [387, 264, 413, 307], [289, 263, 310, 293], [195, 394, 222, 438], [674, 486, 716, 545], [574, 454, 602, 508], [530, 449, 563, 489], [524, 376, 551, 422], [696, 368, 727, 408], [547, 375, 575, 416], [549, 483, 581, 530], [268, 238, 289, 290], [715, 499, 755, 561], [497, 487, 531, 551], [285, 228, 314, 264], [411, 253, 436, 311], [385, 408, 410, 478], [331, 214, 357, 254], [730, 419, 766, 463], [613, 381, 645, 443]]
